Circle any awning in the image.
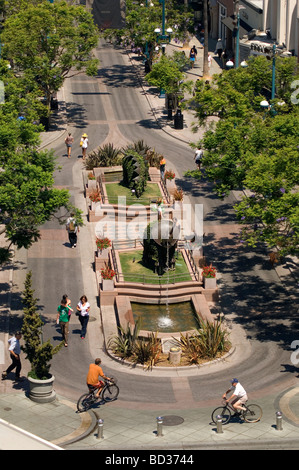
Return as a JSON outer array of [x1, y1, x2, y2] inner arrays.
[[221, 15, 252, 38]]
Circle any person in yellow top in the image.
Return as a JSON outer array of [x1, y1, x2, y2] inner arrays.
[[86, 358, 111, 397]]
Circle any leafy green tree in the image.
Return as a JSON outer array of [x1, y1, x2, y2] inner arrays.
[[186, 55, 299, 257], [21, 271, 63, 379], [101, 0, 194, 56], [2, 0, 99, 114], [145, 53, 193, 110]]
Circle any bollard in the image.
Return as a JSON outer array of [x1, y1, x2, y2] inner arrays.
[[156, 416, 164, 437], [97, 418, 104, 439], [276, 411, 283, 431], [216, 415, 223, 434]]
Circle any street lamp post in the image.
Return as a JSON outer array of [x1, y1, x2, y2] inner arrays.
[[234, 5, 246, 68], [155, 0, 172, 55]]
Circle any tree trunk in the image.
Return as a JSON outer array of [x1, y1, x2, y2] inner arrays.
[[202, 0, 209, 78]]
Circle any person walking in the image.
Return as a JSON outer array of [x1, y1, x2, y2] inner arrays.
[[66, 212, 79, 248], [159, 157, 166, 180], [76, 295, 90, 339], [80, 133, 88, 160], [65, 132, 74, 158], [62, 294, 74, 317], [215, 38, 223, 59], [189, 47, 196, 68], [2, 332, 23, 381], [194, 146, 204, 169], [56, 298, 71, 347]]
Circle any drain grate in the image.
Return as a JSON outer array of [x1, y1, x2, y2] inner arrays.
[[161, 415, 184, 426]]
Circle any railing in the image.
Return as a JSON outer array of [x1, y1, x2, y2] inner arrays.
[[160, 177, 171, 204], [183, 247, 200, 282], [116, 271, 193, 285]]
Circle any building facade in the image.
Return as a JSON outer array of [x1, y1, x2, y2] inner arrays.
[[211, 0, 299, 58]]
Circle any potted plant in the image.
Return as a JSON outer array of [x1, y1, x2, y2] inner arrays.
[[164, 170, 175, 181], [96, 237, 111, 259], [21, 271, 63, 402], [202, 264, 217, 289], [101, 262, 116, 291], [87, 171, 96, 180], [164, 169, 176, 192], [173, 188, 184, 202], [89, 189, 101, 210]]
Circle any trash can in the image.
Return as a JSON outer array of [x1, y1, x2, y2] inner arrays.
[[145, 60, 151, 74], [174, 109, 183, 129]]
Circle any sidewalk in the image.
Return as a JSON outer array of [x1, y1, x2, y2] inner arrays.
[[0, 36, 298, 451]]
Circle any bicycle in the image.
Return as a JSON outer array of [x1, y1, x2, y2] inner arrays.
[[77, 378, 119, 412], [211, 400, 262, 425]]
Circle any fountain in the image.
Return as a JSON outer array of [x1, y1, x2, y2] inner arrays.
[[136, 219, 200, 333]]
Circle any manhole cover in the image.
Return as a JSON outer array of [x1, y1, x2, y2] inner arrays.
[[161, 415, 184, 426]]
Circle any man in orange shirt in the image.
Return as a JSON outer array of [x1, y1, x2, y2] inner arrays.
[[86, 358, 111, 397]]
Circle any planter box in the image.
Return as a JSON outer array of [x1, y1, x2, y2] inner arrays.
[[166, 179, 176, 191], [203, 277, 217, 289], [102, 279, 114, 291], [97, 247, 109, 259], [28, 374, 56, 403]]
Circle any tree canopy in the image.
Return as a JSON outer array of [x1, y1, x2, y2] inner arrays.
[[2, 0, 99, 111], [186, 55, 299, 257], [0, 1, 86, 264]]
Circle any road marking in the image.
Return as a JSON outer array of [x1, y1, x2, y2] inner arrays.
[[279, 388, 299, 425]]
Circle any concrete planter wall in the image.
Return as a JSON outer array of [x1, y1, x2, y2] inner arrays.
[[28, 374, 56, 403], [203, 277, 217, 289], [102, 279, 115, 291]]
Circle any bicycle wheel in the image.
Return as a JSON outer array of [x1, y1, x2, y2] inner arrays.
[[102, 383, 119, 402], [211, 406, 231, 425], [77, 393, 94, 412], [243, 404, 262, 423]]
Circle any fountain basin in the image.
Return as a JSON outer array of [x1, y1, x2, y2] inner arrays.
[[131, 300, 199, 334], [115, 294, 214, 341]]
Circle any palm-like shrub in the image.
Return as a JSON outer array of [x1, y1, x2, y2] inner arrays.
[[132, 332, 162, 370], [85, 143, 123, 169], [176, 319, 230, 364], [108, 319, 140, 359]]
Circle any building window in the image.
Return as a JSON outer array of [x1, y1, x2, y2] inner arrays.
[[218, 2, 227, 42]]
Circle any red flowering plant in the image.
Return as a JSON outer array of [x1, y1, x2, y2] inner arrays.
[[101, 262, 116, 280], [202, 264, 217, 279], [164, 170, 175, 180], [96, 237, 111, 250], [88, 172, 96, 180], [89, 190, 101, 202]]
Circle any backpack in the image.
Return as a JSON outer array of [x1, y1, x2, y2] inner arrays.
[[68, 220, 75, 232]]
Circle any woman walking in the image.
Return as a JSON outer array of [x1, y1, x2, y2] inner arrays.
[[57, 298, 71, 347], [65, 132, 74, 158], [76, 295, 90, 339], [80, 133, 88, 160]]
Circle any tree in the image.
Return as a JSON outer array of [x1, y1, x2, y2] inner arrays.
[[21, 271, 63, 379], [186, 55, 299, 257], [0, 63, 83, 264], [2, 0, 99, 115], [145, 53, 193, 110]]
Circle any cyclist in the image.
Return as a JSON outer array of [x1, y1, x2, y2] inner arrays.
[[86, 358, 112, 398], [222, 378, 248, 414]]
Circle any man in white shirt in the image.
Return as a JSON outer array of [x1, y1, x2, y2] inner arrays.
[[222, 378, 248, 413], [194, 147, 204, 169], [2, 332, 23, 381]]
